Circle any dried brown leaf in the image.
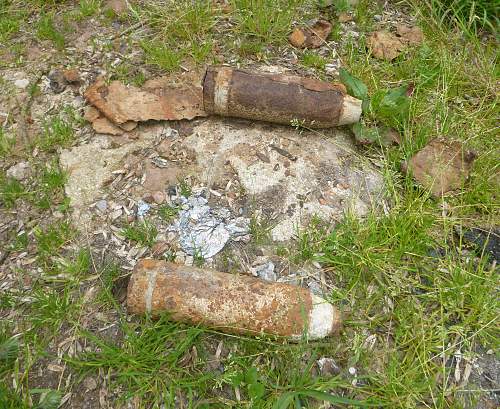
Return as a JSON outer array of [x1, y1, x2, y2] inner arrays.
[[396, 24, 424, 46], [367, 30, 405, 61], [404, 139, 476, 196], [288, 19, 332, 49]]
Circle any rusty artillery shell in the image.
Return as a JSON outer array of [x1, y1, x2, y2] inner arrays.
[[203, 66, 361, 128], [127, 259, 342, 340]]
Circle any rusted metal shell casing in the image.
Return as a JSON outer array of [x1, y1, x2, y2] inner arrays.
[[203, 66, 361, 128], [127, 259, 341, 340]]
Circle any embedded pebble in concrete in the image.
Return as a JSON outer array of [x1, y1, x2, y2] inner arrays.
[[251, 261, 276, 281], [184, 119, 385, 241]]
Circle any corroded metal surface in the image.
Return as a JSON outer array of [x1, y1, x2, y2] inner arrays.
[[127, 259, 341, 338], [203, 66, 352, 128]]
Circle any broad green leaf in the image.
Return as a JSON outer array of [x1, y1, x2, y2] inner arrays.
[[245, 367, 259, 384], [248, 381, 265, 400], [35, 390, 61, 409], [351, 123, 400, 146], [230, 371, 244, 387], [273, 392, 295, 409], [339, 68, 368, 102], [378, 85, 410, 122], [351, 123, 380, 145]]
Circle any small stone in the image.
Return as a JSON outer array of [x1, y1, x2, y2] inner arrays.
[[137, 201, 150, 217], [6, 161, 30, 180], [348, 367, 357, 376], [152, 191, 165, 204], [83, 377, 98, 391], [105, 0, 128, 14], [52, 210, 64, 219], [373, 14, 382, 22], [251, 261, 276, 281], [95, 199, 108, 212], [14, 78, 30, 89], [317, 357, 340, 376], [151, 241, 169, 257], [325, 62, 339, 76], [48, 70, 67, 94], [63, 69, 81, 83]]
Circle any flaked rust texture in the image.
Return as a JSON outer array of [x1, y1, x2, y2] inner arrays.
[[128, 259, 316, 337], [203, 66, 347, 128]]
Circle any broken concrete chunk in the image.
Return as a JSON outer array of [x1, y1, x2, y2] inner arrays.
[[60, 125, 161, 227], [251, 261, 277, 282], [84, 106, 101, 122], [403, 139, 475, 196], [185, 120, 385, 242], [92, 116, 124, 135], [84, 78, 206, 125], [14, 78, 30, 89], [289, 19, 332, 49]]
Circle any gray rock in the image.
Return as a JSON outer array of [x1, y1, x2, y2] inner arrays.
[[95, 199, 108, 212], [48, 70, 66, 94], [317, 357, 340, 376], [252, 261, 277, 281], [14, 78, 30, 89], [6, 161, 30, 180]]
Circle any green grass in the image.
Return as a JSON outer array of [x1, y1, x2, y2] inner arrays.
[[300, 50, 327, 70], [231, 0, 304, 46], [34, 220, 74, 264], [178, 178, 192, 198], [249, 214, 272, 245], [36, 13, 65, 50], [0, 174, 26, 208], [429, 0, 499, 33], [0, 0, 26, 43], [78, 0, 101, 18], [32, 160, 68, 209], [122, 220, 158, 247], [0, 127, 15, 157], [29, 286, 79, 334], [157, 203, 179, 224], [36, 112, 75, 151], [0, 0, 498, 408], [141, 40, 182, 72]]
